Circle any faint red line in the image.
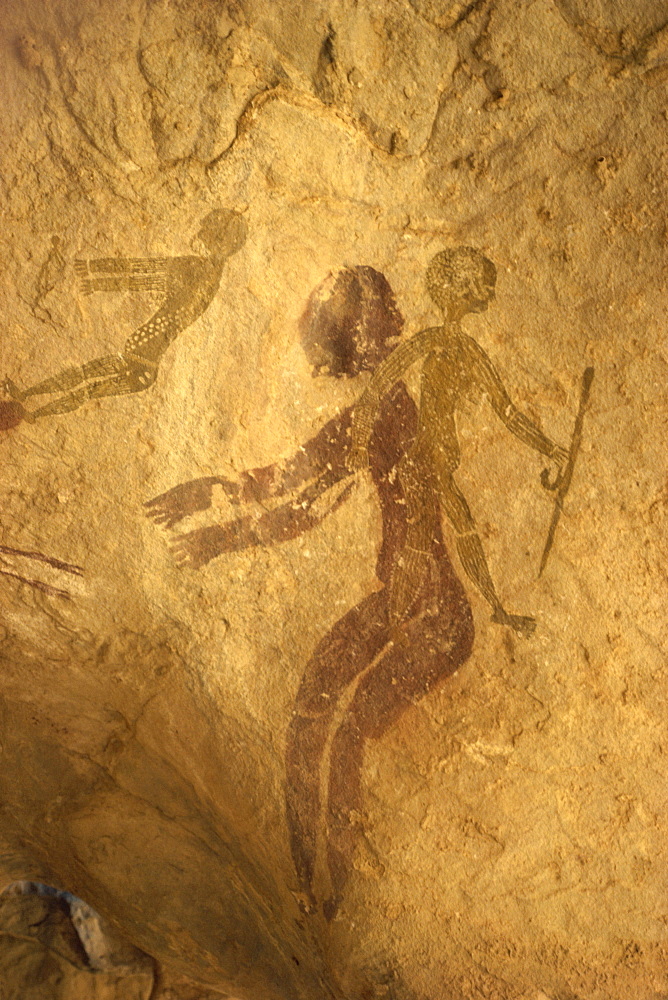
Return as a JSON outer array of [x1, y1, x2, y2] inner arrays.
[[0, 545, 84, 577], [0, 568, 71, 600]]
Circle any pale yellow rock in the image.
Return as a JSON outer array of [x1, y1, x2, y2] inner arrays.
[[0, 0, 667, 998]]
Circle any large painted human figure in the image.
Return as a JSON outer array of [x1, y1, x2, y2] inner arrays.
[[146, 265, 475, 918], [147, 252, 569, 916]]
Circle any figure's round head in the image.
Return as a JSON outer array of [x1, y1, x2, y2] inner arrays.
[[299, 266, 404, 378], [426, 246, 496, 315], [197, 209, 247, 256]]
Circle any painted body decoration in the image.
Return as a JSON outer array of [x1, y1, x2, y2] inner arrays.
[[1, 210, 246, 427], [350, 247, 569, 635]]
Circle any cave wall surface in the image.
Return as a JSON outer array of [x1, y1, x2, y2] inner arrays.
[[0, 0, 667, 998]]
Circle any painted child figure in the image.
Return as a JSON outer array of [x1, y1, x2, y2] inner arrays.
[[349, 247, 569, 636]]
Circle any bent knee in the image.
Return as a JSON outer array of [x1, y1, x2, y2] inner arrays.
[[431, 440, 461, 474], [127, 365, 157, 391], [438, 477, 475, 532]]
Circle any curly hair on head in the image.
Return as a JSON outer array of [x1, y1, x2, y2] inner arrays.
[[300, 265, 404, 377], [426, 247, 496, 307]]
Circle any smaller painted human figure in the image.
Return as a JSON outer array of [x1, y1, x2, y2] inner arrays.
[[145, 266, 474, 918], [350, 247, 568, 636], [2, 210, 246, 423]]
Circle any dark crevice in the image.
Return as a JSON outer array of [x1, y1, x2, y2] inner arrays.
[[313, 23, 337, 105]]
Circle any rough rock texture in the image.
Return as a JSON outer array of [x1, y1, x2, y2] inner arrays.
[[0, 0, 667, 998], [0, 883, 154, 998]]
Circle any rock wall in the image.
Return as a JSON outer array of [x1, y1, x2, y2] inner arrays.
[[1, 1, 667, 998]]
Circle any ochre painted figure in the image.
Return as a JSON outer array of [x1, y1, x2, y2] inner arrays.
[[146, 266, 474, 919], [1, 210, 246, 425], [349, 247, 568, 636]]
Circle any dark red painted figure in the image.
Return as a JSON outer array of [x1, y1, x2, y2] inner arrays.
[[145, 267, 474, 918]]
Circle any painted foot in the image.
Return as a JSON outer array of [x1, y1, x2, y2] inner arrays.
[[0, 400, 27, 431], [2, 377, 25, 402], [491, 608, 537, 636], [323, 895, 341, 922]]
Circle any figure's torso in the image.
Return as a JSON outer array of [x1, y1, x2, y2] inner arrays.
[[369, 383, 435, 583], [125, 256, 224, 363], [418, 327, 479, 424]]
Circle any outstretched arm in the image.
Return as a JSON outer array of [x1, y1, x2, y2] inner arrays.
[[76, 257, 174, 274], [349, 327, 443, 467], [464, 336, 567, 462], [75, 257, 173, 295], [171, 467, 354, 569], [145, 410, 353, 529], [144, 475, 241, 529], [241, 409, 353, 500]]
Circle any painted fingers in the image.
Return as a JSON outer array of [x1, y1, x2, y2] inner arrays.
[[170, 525, 226, 569], [491, 608, 537, 637], [144, 479, 217, 529]]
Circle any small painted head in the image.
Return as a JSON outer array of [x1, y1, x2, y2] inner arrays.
[[196, 209, 247, 257], [426, 246, 497, 316], [300, 266, 404, 378]]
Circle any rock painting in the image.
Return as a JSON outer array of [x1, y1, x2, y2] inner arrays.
[[349, 247, 589, 634], [538, 365, 594, 574], [0, 543, 84, 600], [146, 253, 591, 919], [0, 210, 246, 428]]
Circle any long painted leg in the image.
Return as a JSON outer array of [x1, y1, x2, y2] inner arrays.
[[27, 363, 155, 420], [3, 356, 125, 401], [285, 713, 333, 911], [324, 595, 474, 919], [285, 592, 388, 909], [439, 471, 535, 636]]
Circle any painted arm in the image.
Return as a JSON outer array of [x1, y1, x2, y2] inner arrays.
[[240, 409, 352, 500], [171, 468, 354, 569], [76, 257, 173, 274], [144, 410, 353, 529], [464, 336, 567, 461], [75, 256, 175, 295], [349, 327, 443, 468]]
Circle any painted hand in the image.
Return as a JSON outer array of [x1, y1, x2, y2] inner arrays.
[[74, 260, 92, 293], [540, 445, 569, 491], [171, 525, 226, 569], [552, 445, 569, 467]]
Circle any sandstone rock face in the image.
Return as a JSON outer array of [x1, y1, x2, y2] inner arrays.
[[0, 1, 667, 998], [0, 883, 154, 999]]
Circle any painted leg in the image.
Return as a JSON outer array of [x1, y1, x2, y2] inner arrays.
[[438, 471, 536, 635], [3, 356, 125, 401], [285, 713, 333, 910], [285, 592, 388, 908], [324, 596, 474, 918], [27, 363, 156, 420]]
